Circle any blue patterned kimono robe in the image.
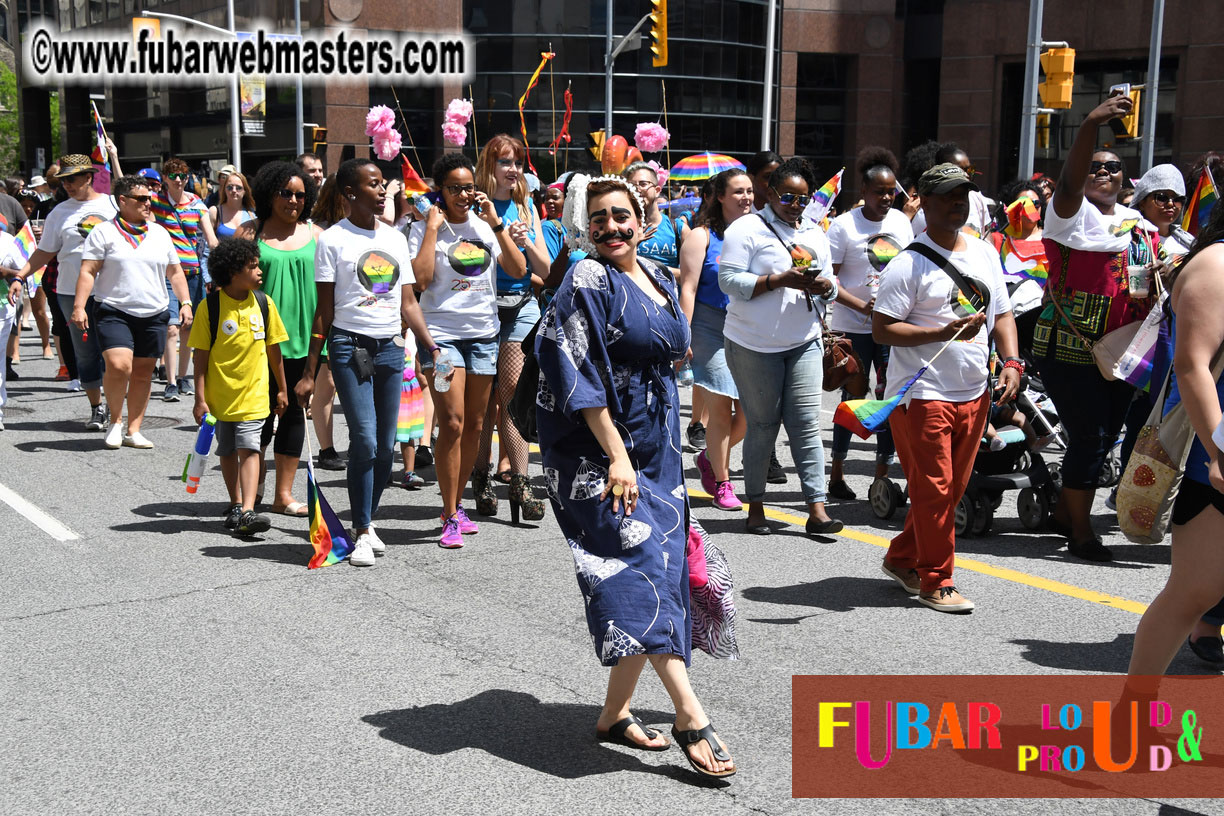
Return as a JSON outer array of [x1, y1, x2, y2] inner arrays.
[[535, 257, 693, 666]]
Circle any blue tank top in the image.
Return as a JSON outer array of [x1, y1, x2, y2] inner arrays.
[[214, 209, 255, 238], [695, 230, 729, 311], [638, 214, 679, 269], [493, 198, 534, 294]]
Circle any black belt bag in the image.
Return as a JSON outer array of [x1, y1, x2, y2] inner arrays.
[[496, 289, 532, 322]]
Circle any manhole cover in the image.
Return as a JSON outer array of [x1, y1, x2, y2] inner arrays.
[[140, 415, 186, 430]]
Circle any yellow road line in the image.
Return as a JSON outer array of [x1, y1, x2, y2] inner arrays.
[[491, 432, 540, 454], [689, 490, 1150, 616]]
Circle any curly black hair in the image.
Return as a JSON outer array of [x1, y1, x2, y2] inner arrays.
[[768, 157, 817, 192], [900, 140, 941, 189], [431, 152, 475, 187], [856, 146, 900, 184], [249, 160, 316, 224], [207, 237, 262, 287]]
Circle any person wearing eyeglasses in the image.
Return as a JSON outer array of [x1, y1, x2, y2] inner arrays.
[[719, 157, 843, 538], [1132, 165, 1193, 263], [72, 176, 191, 449], [234, 161, 320, 516], [151, 157, 219, 403], [469, 134, 549, 522], [624, 162, 686, 278], [408, 152, 528, 548], [208, 171, 256, 239], [1033, 92, 1158, 562]]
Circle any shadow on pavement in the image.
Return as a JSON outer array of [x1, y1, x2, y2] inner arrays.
[[741, 575, 908, 617], [3, 419, 93, 434], [362, 690, 726, 785], [1013, 632, 1223, 676], [199, 541, 314, 566], [14, 437, 100, 453]]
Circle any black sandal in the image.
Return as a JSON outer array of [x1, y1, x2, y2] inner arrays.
[[671, 723, 736, 778], [596, 715, 670, 751], [495, 470, 514, 485]]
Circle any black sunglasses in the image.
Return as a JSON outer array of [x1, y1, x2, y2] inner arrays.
[[1090, 160, 1123, 174], [122, 194, 152, 204], [772, 188, 812, 207], [277, 189, 307, 202], [1150, 191, 1184, 206]]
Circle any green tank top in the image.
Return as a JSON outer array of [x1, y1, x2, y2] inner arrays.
[[258, 236, 317, 360]]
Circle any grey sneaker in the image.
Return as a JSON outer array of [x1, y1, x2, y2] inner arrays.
[[163, 384, 180, 403], [176, 377, 194, 396], [86, 404, 108, 431], [235, 510, 271, 536], [223, 503, 243, 529]]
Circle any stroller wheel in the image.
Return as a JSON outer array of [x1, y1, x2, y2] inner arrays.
[[955, 495, 975, 537], [1018, 488, 1050, 531], [972, 499, 994, 535], [1048, 461, 1064, 493], [869, 478, 900, 520], [1098, 458, 1118, 488]]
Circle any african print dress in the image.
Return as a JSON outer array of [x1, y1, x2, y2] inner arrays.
[[535, 257, 693, 667]]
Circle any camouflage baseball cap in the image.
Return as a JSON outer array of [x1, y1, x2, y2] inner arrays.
[[917, 163, 980, 196]]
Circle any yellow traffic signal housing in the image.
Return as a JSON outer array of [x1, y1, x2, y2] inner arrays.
[[311, 126, 327, 155], [589, 131, 606, 161], [650, 0, 668, 68], [1038, 47, 1075, 110], [1110, 88, 1142, 140], [1036, 113, 1051, 150]]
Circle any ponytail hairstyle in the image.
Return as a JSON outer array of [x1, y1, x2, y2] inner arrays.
[[696, 168, 749, 239]]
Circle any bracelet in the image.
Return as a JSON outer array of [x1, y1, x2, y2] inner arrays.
[[492, 221, 505, 234], [311, 333, 325, 340], [429, 346, 441, 353], [764, 274, 774, 291], [1002, 358, 1025, 373]]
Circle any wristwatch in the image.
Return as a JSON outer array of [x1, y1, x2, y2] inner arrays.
[[492, 221, 505, 234]]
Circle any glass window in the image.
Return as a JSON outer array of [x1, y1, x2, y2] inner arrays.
[[794, 53, 849, 167]]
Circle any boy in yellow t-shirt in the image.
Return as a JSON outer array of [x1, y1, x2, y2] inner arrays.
[[188, 238, 288, 535]]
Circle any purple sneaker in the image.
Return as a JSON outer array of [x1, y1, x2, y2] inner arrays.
[[712, 480, 743, 511], [454, 506, 479, 535], [695, 449, 717, 496], [438, 515, 464, 549]]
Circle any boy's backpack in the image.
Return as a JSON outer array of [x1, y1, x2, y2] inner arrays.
[[207, 289, 270, 349]]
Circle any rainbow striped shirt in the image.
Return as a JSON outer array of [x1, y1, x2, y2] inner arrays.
[[151, 190, 205, 269]]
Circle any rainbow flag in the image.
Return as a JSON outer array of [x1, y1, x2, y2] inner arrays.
[[90, 101, 110, 173], [401, 155, 429, 196], [306, 462, 354, 569], [14, 221, 35, 260], [833, 367, 926, 440], [802, 168, 843, 226], [1182, 167, 1219, 237]]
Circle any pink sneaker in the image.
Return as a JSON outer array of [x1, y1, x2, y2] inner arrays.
[[438, 515, 464, 549], [454, 506, 479, 534], [695, 449, 717, 495], [712, 480, 743, 511]]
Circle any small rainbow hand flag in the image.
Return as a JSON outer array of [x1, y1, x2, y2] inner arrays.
[[90, 101, 111, 173], [833, 366, 927, 439], [14, 221, 36, 260], [1182, 167, 1219, 237], [306, 461, 354, 569], [802, 168, 843, 226], [401, 155, 430, 197]]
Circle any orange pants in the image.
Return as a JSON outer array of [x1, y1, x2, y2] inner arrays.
[[887, 395, 989, 593]]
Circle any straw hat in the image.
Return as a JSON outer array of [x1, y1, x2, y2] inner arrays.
[[55, 155, 97, 178]]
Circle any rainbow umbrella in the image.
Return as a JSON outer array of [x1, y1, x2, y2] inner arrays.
[[668, 152, 745, 183]]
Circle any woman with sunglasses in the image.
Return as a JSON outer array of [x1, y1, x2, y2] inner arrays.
[[153, 157, 219, 403], [72, 176, 192, 449], [298, 159, 438, 566], [536, 174, 735, 779], [1034, 92, 1158, 562], [720, 157, 843, 537], [209, 172, 256, 239], [826, 147, 913, 501], [470, 134, 549, 522], [234, 161, 319, 516], [1132, 165, 1193, 263], [409, 153, 527, 548]]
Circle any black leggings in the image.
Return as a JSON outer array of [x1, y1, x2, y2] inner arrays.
[[261, 356, 309, 457], [47, 288, 77, 379]]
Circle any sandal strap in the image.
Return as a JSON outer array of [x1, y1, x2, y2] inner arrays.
[[607, 715, 658, 741], [672, 722, 729, 762]]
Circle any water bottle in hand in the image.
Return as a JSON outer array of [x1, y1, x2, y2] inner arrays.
[[676, 360, 694, 387], [434, 349, 454, 393]]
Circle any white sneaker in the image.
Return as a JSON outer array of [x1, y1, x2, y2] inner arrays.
[[366, 524, 386, 555], [104, 423, 124, 449], [122, 431, 154, 449], [66, 379, 82, 392], [350, 534, 376, 567]]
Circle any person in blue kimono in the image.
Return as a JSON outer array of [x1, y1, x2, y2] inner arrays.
[[535, 174, 735, 779]]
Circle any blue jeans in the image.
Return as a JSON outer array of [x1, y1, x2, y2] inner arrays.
[[830, 331, 895, 464], [57, 293, 104, 391], [725, 337, 828, 504], [328, 329, 405, 529]]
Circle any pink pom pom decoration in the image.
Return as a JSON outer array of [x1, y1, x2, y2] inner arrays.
[[365, 105, 396, 138], [442, 121, 468, 147], [372, 130, 402, 161], [445, 98, 474, 124], [647, 160, 669, 187], [634, 122, 669, 153]]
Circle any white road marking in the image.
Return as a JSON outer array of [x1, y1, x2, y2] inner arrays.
[[0, 480, 80, 541]]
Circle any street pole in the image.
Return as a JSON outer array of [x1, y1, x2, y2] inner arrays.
[[1141, 0, 1164, 173], [761, 0, 778, 150], [1017, 0, 1043, 180], [604, 0, 614, 138], [294, 0, 304, 157]]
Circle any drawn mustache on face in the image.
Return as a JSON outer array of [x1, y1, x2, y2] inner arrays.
[[592, 228, 635, 244]]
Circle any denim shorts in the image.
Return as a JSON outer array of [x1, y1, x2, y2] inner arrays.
[[166, 270, 206, 326], [690, 302, 737, 399], [497, 295, 541, 346], [92, 302, 170, 358], [418, 335, 499, 376], [215, 418, 265, 456]]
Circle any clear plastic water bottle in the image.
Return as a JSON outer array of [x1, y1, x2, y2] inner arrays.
[[434, 349, 454, 393], [676, 360, 694, 387]]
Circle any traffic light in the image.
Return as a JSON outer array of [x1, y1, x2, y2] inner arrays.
[[649, 0, 668, 68], [1036, 113, 1051, 150], [310, 126, 327, 155], [1110, 87, 1142, 140], [1038, 47, 1075, 110]]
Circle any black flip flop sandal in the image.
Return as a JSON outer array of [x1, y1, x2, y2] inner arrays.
[[671, 723, 736, 778], [596, 715, 670, 752]]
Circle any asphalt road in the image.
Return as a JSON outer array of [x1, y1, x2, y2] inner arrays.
[[1, 335, 1218, 816]]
